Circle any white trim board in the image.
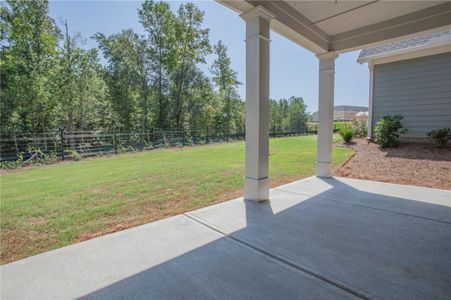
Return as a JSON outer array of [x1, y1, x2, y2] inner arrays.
[[358, 42, 451, 65]]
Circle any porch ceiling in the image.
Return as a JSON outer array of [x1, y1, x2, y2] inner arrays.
[[219, 0, 451, 54]]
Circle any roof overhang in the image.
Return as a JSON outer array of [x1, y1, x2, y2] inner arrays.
[[357, 39, 451, 65], [217, 0, 451, 55]]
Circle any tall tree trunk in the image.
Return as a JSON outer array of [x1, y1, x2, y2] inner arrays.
[[65, 21, 75, 149], [142, 77, 149, 132], [68, 109, 75, 148], [174, 28, 188, 131], [158, 62, 163, 129]]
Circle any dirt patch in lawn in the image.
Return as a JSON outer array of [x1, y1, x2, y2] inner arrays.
[[73, 176, 308, 248], [334, 139, 451, 190]]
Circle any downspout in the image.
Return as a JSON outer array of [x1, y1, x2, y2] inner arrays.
[[367, 61, 375, 141]]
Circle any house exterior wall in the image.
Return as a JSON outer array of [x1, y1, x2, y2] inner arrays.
[[371, 51, 451, 140]]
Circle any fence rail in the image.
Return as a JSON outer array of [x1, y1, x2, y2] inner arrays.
[[0, 128, 314, 163]]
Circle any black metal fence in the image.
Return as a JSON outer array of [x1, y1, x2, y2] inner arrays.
[[0, 127, 314, 163]]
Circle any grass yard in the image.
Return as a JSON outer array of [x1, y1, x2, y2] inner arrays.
[[1, 135, 353, 264]]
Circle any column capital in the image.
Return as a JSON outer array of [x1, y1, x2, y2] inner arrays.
[[316, 52, 339, 61], [240, 6, 275, 22]]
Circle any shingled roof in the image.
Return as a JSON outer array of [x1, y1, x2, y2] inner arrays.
[[358, 29, 451, 62]]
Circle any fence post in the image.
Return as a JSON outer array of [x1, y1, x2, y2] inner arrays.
[[59, 127, 65, 161], [182, 129, 185, 147], [206, 126, 209, 144], [13, 134, 19, 157], [114, 127, 118, 154], [226, 124, 229, 143]]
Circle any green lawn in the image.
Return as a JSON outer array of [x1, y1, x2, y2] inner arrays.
[[1, 135, 353, 263]]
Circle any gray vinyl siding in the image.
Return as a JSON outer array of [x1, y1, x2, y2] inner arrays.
[[372, 52, 451, 140]]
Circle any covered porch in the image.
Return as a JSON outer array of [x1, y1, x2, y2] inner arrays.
[[228, 0, 451, 201], [2, 2, 451, 299], [2, 177, 451, 299]]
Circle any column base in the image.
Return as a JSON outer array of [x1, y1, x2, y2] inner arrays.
[[316, 161, 332, 177], [244, 177, 269, 202]]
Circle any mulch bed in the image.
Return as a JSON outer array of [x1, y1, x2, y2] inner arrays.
[[334, 139, 451, 190]]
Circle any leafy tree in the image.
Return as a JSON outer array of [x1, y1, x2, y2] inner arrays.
[[55, 23, 111, 133], [183, 70, 212, 132], [211, 40, 240, 136], [0, 0, 309, 142], [56, 21, 78, 136], [269, 96, 308, 133], [170, 3, 211, 131], [138, 0, 175, 129], [287, 96, 308, 131], [0, 0, 60, 133], [94, 29, 143, 131]]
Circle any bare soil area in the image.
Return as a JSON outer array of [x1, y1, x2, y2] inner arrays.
[[335, 139, 451, 190]]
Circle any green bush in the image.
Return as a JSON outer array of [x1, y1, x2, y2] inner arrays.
[[117, 145, 135, 153], [23, 147, 57, 165], [67, 149, 82, 161], [374, 115, 407, 148], [352, 120, 368, 138], [37, 151, 57, 164], [0, 153, 24, 169], [339, 127, 355, 143], [427, 128, 451, 148], [0, 147, 58, 169]]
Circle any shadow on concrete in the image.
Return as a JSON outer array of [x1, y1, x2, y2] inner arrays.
[[81, 178, 451, 300]]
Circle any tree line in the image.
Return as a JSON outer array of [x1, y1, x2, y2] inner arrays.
[[1, 0, 309, 135]]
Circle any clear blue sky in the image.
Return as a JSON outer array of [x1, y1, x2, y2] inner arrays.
[[49, 0, 369, 113]]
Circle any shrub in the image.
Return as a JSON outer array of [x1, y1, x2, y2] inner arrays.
[[117, 145, 135, 153], [67, 149, 82, 161], [352, 120, 368, 138], [143, 142, 154, 151], [427, 128, 451, 148], [0, 147, 58, 169], [24, 147, 57, 165], [0, 153, 24, 169], [38, 151, 57, 164], [374, 115, 407, 148], [339, 127, 355, 143]]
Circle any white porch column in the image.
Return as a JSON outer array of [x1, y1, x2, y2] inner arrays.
[[240, 7, 274, 202], [316, 52, 338, 177]]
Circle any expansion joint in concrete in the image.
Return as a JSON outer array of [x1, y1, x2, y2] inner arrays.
[[183, 213, 373, 300]]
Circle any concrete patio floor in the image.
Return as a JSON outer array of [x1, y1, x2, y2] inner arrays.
[[1, 177, 450, 300]]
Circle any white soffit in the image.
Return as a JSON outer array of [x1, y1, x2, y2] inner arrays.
[[217, 0, 451, 54], [286, 1, 446, 36], [313, 1, 446, 36], [285, 1, 375, 27]]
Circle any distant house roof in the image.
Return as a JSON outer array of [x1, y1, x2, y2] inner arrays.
[[311, 105, 368, 122], [333, 105, 368, 112], [357, 29, 451, 63]]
